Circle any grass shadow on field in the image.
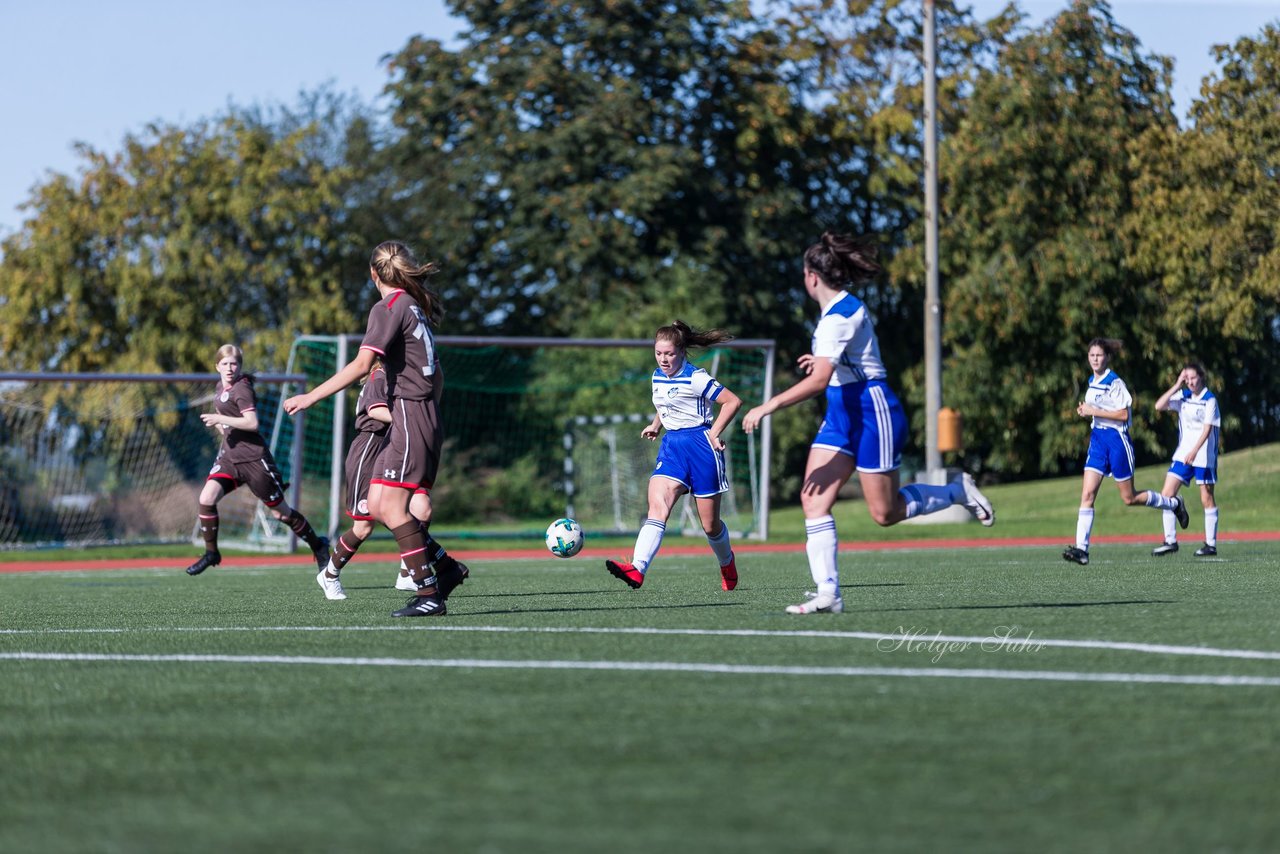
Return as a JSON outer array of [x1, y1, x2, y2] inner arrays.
[[459, 601, 747, 617], [864, 598, 1176, 613]]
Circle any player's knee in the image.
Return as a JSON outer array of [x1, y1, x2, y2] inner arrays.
[[869, 507, 896, 527]]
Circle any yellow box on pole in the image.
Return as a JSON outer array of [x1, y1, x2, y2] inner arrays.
[[938, 407, 963, 452]]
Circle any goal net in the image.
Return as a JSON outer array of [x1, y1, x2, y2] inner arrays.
[[0, 372, 306, 552], [286, 336, 775, 540]]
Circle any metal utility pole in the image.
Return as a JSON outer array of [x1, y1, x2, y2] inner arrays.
[[923, 0, 943, 476]]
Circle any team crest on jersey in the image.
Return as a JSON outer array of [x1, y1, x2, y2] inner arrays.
[[210, 464, 222, 475], [357, 499, 369, 515], [666, 388, 679, 399], [220, 392, 230, 402]]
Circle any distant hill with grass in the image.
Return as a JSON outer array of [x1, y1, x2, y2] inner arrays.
[[771, 442, 1280, 544]]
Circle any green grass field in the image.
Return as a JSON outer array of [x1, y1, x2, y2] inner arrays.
[[3, 537, 1280, 853]]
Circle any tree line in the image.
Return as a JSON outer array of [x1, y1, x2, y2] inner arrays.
[[1, 0, 1277, 487]]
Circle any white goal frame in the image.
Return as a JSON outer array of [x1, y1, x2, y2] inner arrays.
[[289, 335, 775, 540]]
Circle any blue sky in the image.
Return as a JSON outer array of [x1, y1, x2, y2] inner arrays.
[[0, 1, 1276, 236]]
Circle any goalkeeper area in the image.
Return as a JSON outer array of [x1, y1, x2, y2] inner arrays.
[[0, 336, 774, 551], [287, 335, 775, 542]]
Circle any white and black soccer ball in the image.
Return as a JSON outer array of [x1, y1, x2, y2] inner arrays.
[[545, 518, 584, 558]]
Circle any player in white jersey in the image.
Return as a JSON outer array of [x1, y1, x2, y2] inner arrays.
[[605, 320, 744, 591], [741, 232, 994, 615], [1150, 362, 1221, 557], [1062, 338, 1189, 566]]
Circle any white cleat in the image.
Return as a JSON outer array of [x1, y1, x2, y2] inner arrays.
[[785, 591, 844, 615], [316, 567, 347, 600], [394, 572, 417, 592], [959, 472, 995, 527]]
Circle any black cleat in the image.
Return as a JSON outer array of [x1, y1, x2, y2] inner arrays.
[[1062, 546, 1089, 566], [311, 537, 331, 573], [1194, 543, 1217, 557], [1151, 541, 1179, 557], [186, 551, 221, 576], [436, 556, 470, 600], [1173, 496, 1189, 530], [391, 594, 446, 618]]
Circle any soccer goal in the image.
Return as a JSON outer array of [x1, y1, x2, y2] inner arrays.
[[286, 336, 775, 540], [0, 372, 306, 552]]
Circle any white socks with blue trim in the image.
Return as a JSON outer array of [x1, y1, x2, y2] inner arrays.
[[706, 521, 734, 567], [632, 518, 665, 573], [1076, 508, 1094, 551], [804, 515, 839, 598]]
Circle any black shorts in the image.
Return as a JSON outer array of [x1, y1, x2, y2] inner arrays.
[[371, 397, 442, 492], [344, 431, 389, 520], [207, 450, 290, 507]]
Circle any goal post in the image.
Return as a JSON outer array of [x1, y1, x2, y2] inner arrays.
[[0, 372, 307, 552], [286, 335, 775, 540]]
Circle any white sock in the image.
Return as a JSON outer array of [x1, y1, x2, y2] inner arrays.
[[1205, 507, 1219, 546], [706, 521, 734, 567], [1162, 509, 1177, 544], [804, 515, 839, 598], [1076, 508, 1095, 551], [899, 482, 961, 519], [632, 518, 666, 573], [1144, 492, 1176, 511], [399, 558, 409, 577]]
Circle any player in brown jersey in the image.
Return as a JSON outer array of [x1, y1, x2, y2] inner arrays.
[[315, 359, 468, 600], [186, 344, 330, 576], [285, 241, 466, 617]]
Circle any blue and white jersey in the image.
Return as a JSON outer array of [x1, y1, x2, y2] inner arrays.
[[1084, 370, 1132, 431], [1169, 387, 1220, 467], [652, 359, 725, 431], [812, 292, 888, 386]]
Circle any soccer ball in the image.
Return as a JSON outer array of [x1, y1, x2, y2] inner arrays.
[[545, 518, 584, 558]]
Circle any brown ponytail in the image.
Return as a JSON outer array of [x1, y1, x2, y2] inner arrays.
[[370, 241, 443, 326], [803, 231, 883, 287], [655, 319, 735, 351]]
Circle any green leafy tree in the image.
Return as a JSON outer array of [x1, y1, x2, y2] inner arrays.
[[0, 106, 363, 374], [1127, 24, 1280, 449], [380, 0, 823, 345], [937, 0, 1176, 475]]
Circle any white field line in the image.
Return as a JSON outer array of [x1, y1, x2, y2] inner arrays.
[[1, 651, 1279, 687], [3, 624, 1280, 662]]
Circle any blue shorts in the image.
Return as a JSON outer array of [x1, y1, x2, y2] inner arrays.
[[1168, 460, 1216, 486], [653, 427, 729, 498], [811, 379, 907, 473], [1084, 427, 1135, 481]]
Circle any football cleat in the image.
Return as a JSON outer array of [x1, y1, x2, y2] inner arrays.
[[1173, 496, 1189, 530], [394, 572, 417, 592], [435, 556, 471, 600], [1062, 546, 1089, 566], [316, 568, 347, 600], [185, 551, 221, 576], [720, 556, 738, 591], [958, 472, 995, 527], [391, 594, 446, 618], [311, 537, 331, 573], [605, 559, 644, 589], [1151, 541, 1179, 557], [1194, 543, 1218, 557], [784, 591, 844, 615]]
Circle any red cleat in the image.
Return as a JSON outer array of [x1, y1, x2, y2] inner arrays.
[[605, 559, 644, 589], [720, 556, 738, 591]]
